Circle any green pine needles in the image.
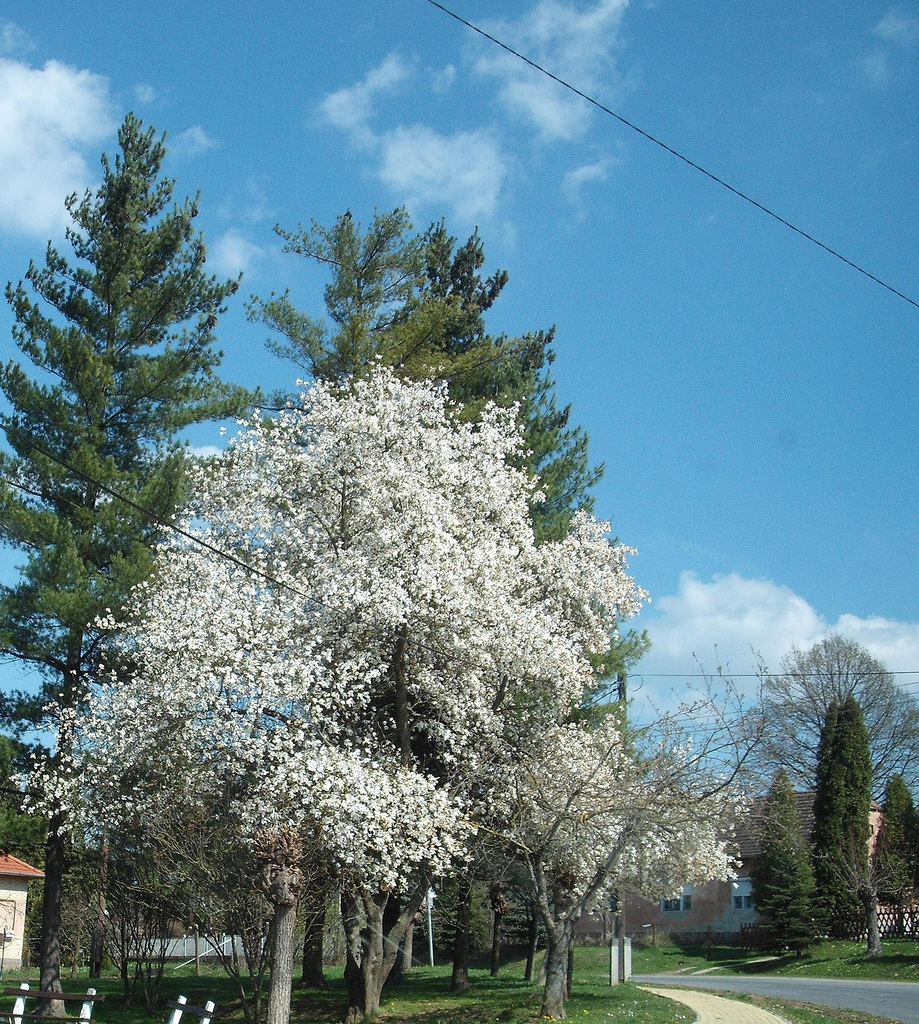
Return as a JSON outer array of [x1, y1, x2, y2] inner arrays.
[[0, 112, 251, 989]]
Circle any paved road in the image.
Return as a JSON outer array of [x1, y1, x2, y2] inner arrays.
[[635, 974, 919, 1024]]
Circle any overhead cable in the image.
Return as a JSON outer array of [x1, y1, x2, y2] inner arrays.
[[423, 0, 919, 313]]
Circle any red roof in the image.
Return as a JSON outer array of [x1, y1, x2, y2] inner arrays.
[[0, 853, 44, 879]]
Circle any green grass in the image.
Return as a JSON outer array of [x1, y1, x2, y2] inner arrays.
[[6, 941, 919, 1024], [0, 959, 691, 1024], [628, 937, 919, 981]]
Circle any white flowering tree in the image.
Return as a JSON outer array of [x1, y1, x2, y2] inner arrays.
[[502, 715, 743, 1019], [45, 368, 644, 1024]]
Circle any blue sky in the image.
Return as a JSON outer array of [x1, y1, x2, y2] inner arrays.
[[0, 0, 917, 711]]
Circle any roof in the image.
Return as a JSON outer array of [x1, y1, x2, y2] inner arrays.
[[0, 853, 44, 879], [734, 791, 816, 861]]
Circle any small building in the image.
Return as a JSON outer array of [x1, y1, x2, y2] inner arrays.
[[0, 852, 44, 971]]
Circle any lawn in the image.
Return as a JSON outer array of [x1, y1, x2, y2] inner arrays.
[[0, 960, 692, 1024], [4, 942, 919, 1024], [627, 937, 919, 981]]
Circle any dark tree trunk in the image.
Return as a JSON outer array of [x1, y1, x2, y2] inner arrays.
[[450, 876, 472, 993], [383, 894, 405, 987], [524, 911, 539, 982], [89, 835, 109, 978], [39, 820, 66, 1013], [266, 865, 301, 1024], [859, 882, 882, 957], [541, 919, 573, 1020], [300, 882, 330, 989], [489, 884, 510, 977]]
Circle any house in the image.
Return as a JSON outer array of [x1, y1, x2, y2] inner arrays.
[[576, 791, 882, 945], [0, 852, 44, 971]]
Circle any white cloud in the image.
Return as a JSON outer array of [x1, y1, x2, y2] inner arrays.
[[431, 64, 457, 94], [641, 572, 823, 680], [563, 159, 611, 201], [319, 57, 509, 224], [873, 11, 919, 44], [188, 444, 223, 460], [210, 228, 265, 278], [475, 0, 629, 141], [631, 572, 919, 711], [861, 50, 891, 88], [171, 125, 218, 159], [0, 21, 35, 56], [0, 57, 115, 237], [377, 125, 506, 221], [134, 82, 156, 105], [627, 573, 917, 724], [318, 53, 409, 146]]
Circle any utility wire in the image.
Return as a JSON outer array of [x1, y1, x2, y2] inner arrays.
[[7, 422, 917, 700], [423, 0, 919, 313], [0, 421, 302, 598]]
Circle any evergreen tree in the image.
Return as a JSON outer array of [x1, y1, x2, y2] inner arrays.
[[751, 770, 816, 954], [0, 735, 47, 864], [0, 113, 250, 991], [810, 696, 872, 930], [248, 209, 602, 543], [249, 209, 644, 989], [874, 774, 918, 905]]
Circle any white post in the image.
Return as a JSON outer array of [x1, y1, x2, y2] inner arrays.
[[426, 889, 435, 967]]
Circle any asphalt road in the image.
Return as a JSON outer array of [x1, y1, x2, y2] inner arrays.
[[634, 973, 919, 1024]]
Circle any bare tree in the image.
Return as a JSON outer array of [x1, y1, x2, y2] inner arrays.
[[756, 636, 919, 795]]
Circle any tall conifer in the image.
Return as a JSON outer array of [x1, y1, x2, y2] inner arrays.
[[751, 770, 816, 953], [811, 695, 872, 929], [0, 113, 250, 990], [874, 775, 918, 905]]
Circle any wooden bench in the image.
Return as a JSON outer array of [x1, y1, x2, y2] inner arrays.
[[2, 984, 103, 1024], [164, 996, 216, 1024]]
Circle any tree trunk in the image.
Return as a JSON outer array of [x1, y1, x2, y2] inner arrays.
[[259, 831, 304, 1024], [342, 890, 367, 1024], [300, 882, 330, 989], [399, 920, 415, 976], [450, 876, 472, 993], [342, 882, 430, 1023], [541, 919, 573, 1020], [489, 884, 510, 978], [524, 911, 539, 982], [860, 883, 882, 957], [383, 894, 405, 987], [266, 866, 301, 1024], [38, 820, 66, 1013], [89, 835, 109, 978]]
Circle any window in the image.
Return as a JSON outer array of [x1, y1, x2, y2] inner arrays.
[[662, 886, 693, 912], [731, 878, 755, 911]]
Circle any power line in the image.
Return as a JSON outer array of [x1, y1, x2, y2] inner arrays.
[[0, 421, 301, 598], [634, 670, 919, 679], [6, 422, 916, 699], [422, 0, 919, 313]]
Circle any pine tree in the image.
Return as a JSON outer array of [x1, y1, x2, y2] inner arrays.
[[810, 695, 872, 931], [0, 736, 47, 864], [248, 209, 603, 543], [874, 775, 917, 906], [0, 113, 250, 991], [751, 770, 816, 954], [249, 209, 643, 990]]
